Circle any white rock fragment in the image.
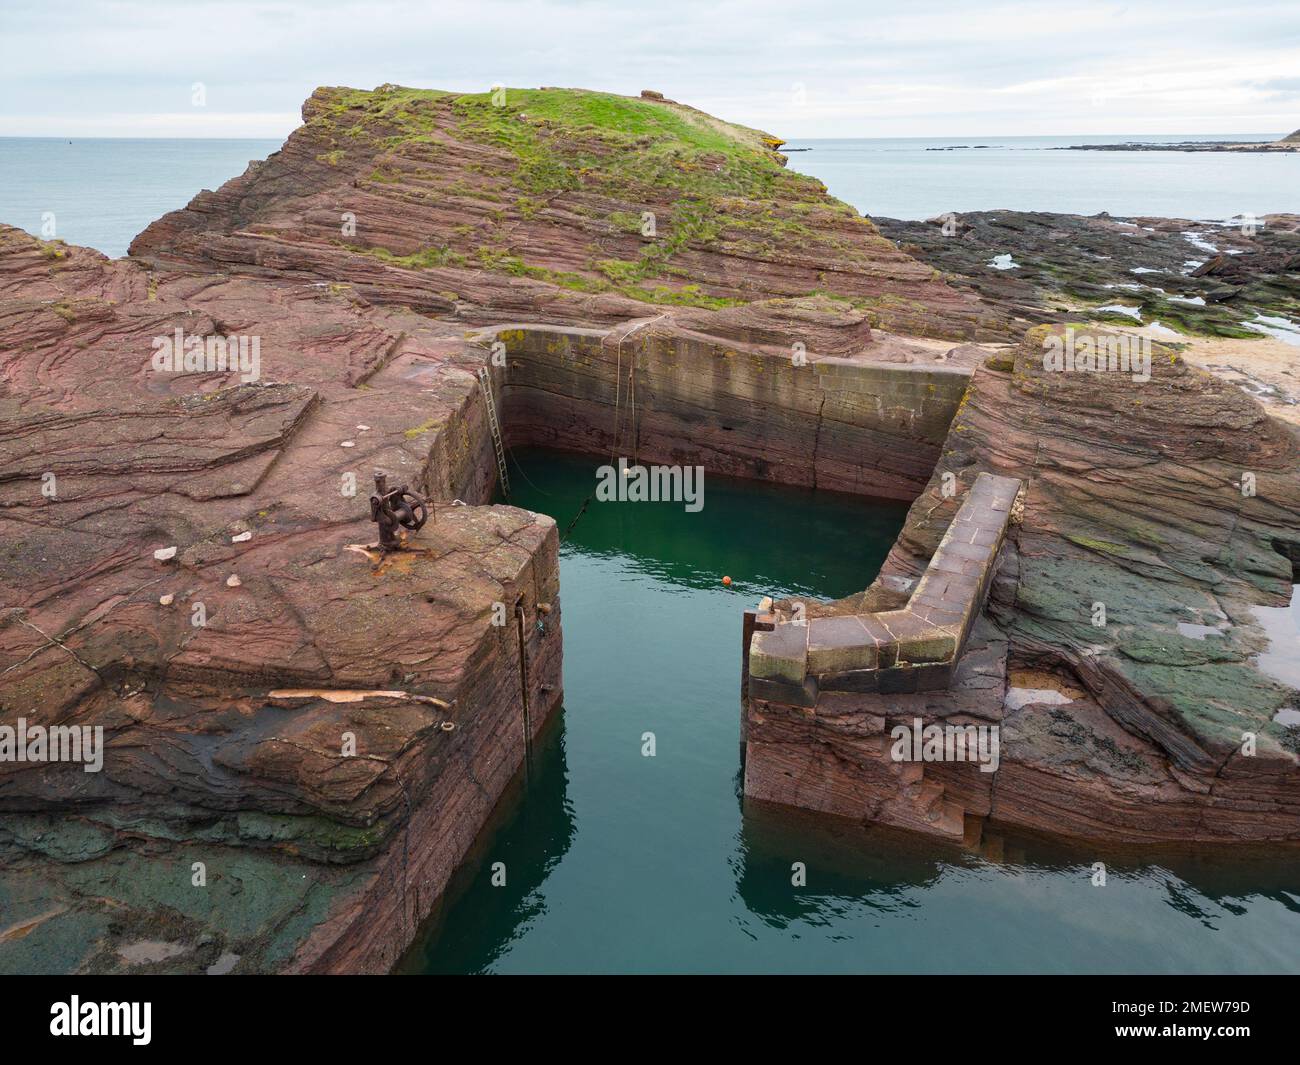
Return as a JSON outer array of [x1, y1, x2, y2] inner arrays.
[[341, 440, 355, 448], [356, 424, 370, 431], [231, 531, 252, 543], [1004, 687, 1072, 711], [153, 546, 177, 562], [118, 941, 188, 965], [1096, 303, 1143, 321], [159, 594, 174, 606], [226, 575, 242, 587], [206, 952, 241, 976]]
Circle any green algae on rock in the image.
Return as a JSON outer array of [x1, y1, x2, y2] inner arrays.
[[130, 84, 997, 339], [875, 209, 1300, 341]]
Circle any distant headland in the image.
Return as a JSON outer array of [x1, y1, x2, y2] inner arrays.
[[1059, 128, 1300, 153]]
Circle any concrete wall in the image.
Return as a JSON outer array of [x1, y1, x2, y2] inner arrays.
[[747, 472, 1021, 706], [490, 324, 969, 502]]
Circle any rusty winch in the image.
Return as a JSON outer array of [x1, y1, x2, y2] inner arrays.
[[369, 469, 430, 551]]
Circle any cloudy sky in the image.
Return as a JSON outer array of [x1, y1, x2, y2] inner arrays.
[[2, 0, 1298, 138]]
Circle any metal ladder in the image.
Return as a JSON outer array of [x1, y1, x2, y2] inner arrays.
[[478, 366, 510, 499]]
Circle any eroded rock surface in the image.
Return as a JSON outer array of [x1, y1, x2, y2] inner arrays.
[[131, 85, 998, 342], [0, 223, 562, 972], [4, 84, 1006, 972], [5, 85, 1298, 973], [747, 324, 1300, 844], [876, 210, 1300, 340]]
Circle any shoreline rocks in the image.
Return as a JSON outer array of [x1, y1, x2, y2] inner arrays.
[[0, 221, 562, 972], [744, 324, 1299, 845], [1055, 138, 1300, 153]]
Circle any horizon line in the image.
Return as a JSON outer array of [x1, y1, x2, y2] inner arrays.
[[0, 131, 1287, 142]]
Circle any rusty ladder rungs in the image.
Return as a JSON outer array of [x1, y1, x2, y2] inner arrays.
[[478, 366, 510, 499]]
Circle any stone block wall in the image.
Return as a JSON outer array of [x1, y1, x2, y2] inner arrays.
[[747, 472, 1021, 701], [488, 323, 970, 501]]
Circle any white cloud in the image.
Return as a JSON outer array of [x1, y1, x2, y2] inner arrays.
[[1, 0, 1297, 137]]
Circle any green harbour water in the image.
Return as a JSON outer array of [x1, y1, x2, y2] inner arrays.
[[400, 448, 1300, 974]]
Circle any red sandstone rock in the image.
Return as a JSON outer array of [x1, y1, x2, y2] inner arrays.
[[746, 325, 1300, 845], [130, 85, 998, 343], [0, 223, 562, 971], [6, 85, 1297, 974]]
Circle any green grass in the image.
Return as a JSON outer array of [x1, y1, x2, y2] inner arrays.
[[348, 244, 466, 269], [306, 84, 882, 313]]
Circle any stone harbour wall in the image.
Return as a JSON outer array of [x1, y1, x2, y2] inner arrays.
[[490, 322, 970, 501], [748, 473, 1022, 705]]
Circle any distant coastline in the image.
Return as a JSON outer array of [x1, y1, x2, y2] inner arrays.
[[1055, 130, 1300, 154]]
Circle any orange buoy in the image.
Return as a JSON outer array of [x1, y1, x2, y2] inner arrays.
[[722, 575, 732, 586]]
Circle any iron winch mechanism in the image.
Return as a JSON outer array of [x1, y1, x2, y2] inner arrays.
[[369, 469, 430, 552]]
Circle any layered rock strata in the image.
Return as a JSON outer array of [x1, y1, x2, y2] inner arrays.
[[4, 82, 1000, 970], [5, 83, 1299, 976], [0, 224, 562, 972], [743, 326, 1300, 845], [875, 210, 1300, 342], [130, 85, 998, 341]]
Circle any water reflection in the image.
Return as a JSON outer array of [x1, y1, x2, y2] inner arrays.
[[737, 799, 1300, 972], [535, 460, 908, 601], [397, 713, 575, 974], [402, 447, 1300, 974], [1254, 584, 1300, 690]]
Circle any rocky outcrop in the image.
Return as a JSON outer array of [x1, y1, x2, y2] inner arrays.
[[6, 84, 1298, 975], [1058, 139, 1300, 153], [130, 85, 998, 342], [875, 210, 1300, 340], [0, 224, 563, 972], [744, 324, 1300, 844], [3, 85, 1006, 973]]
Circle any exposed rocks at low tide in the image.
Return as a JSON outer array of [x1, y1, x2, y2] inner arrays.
[[1057, 137, 1300, 153], [875, 208, 1300, 423], [874, 209, 1300, 340]]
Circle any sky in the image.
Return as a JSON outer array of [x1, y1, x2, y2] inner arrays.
[[1, 0, 1298, 139]]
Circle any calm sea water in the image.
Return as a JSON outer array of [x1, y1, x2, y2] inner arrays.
[[783, 134, 1300, 220], [0, 138, 279, 258], [3, 138, 1296, 974], [396, 449, 1300, 974]]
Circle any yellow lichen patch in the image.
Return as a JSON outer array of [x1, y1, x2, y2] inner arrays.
[[404, 417, 439, 438]]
